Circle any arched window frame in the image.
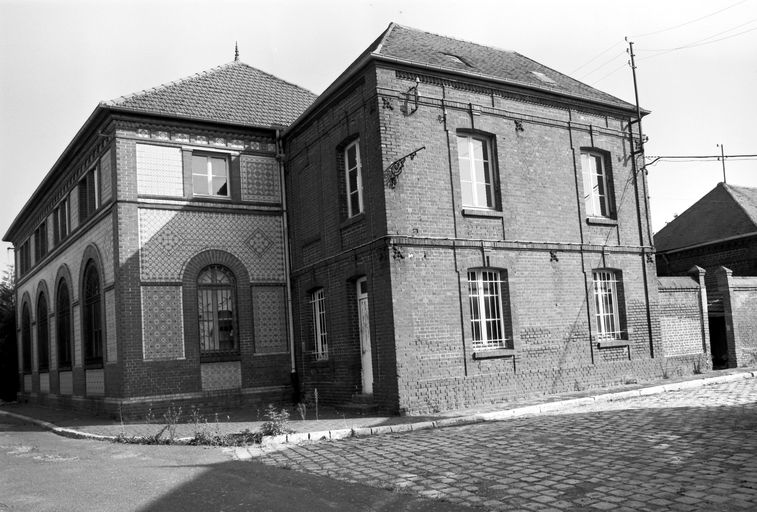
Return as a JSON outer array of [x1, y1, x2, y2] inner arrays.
[[21, 301, 32, 373], [82, 260, 103, 367], [197, 264, 239, 360], [56, 278, 73, 369], [37, 291, 50, 372]]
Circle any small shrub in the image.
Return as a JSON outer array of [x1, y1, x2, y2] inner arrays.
[[693, 354, 704, 375], [162, 404, 183, 443], [296, 402, 307, 421], [260, 404, 291, 436], [660, 360, 670, 379]]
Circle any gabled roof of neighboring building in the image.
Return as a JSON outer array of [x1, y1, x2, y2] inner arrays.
[[654, 183, 757, 253], [290, 23, 640, 131], [103, 60, 317, 128]]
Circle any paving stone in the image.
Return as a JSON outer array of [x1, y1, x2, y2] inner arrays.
[[254, 378, 757, 511]]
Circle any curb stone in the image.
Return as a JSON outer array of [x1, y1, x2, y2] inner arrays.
[[1, 370, 754, 449]]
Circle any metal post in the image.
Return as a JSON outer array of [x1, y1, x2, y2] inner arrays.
[[718, 143, 727, 183]]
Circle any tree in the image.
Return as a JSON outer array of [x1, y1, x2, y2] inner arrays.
[[0, 265, 17, 402]]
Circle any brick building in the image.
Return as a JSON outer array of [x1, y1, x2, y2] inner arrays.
[[6, 24, 706, 416], [284, 24, 702, 415], [4, 59, 316, 416], [656, 183, 757, 369]]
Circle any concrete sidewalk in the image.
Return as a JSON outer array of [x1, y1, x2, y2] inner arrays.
[[1, 368, 755, 448]]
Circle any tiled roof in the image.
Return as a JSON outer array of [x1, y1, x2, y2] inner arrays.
[[103, 61, 317, 128], [654, 183, 757, 252], [372, 24, 637, 111]]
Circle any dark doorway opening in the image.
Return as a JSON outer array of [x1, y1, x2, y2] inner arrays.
[[709, 316, 729, 370]]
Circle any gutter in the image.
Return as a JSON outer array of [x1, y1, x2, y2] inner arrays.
[[657, 231, 757, 256]]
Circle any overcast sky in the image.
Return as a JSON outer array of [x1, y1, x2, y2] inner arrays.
[[1, 0, 756, 268]]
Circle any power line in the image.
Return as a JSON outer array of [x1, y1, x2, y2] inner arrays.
[[568, 41, 624, 75], [640, 17, 757, 52], [576, 49, 627, 79], [588, 62, 629, 85], [630, 0, 749, 38]]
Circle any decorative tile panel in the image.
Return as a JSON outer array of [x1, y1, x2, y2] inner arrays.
[[201, 361, 242, 391], [23, 374, 31, 393], [136, 144, 184, 197], [106, 289, 118, 362], [138, 209, 284, 282], [141, 286, 185, 361], [86, 369, 105, 396], [59, 371, 73, 395], [240, 155, 280, 203], [72, 304, 81, 368], [252, 286, 288, 353], [40, 373, 50, 393]]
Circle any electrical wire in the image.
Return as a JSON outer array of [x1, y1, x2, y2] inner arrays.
[[588, 62, 629, 85], [630, 0, 749, 38], [576, 49, 628, 79], [569, 41, 624, 75], [640, 17, 757, 52]]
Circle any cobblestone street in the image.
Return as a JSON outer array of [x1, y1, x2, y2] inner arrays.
[[258, 378, 757, 511]]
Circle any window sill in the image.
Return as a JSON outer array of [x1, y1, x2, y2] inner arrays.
[[85, 362, 104, 370], [596, 340, 629, 349], [340, 212, 365, 230], [473, 348, 515, 360], [201, 352, 241, 363], [586, 216, 618, 226], [462, 208, 503, 218], [191, 195, 232, 202]]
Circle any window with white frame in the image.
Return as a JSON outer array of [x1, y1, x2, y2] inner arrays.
[[457, 134, 496, 209], [592, 270, 624, 340], [344, 140, 363, 217], [53, 198, 69, 245], [197, 265, 237, 355], [310, 288, 328, 360], [581, 151, 614, 218], [192, 153, 229, 197], [467, 269, 511, 350]]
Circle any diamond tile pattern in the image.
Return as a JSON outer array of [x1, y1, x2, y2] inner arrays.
[[241, 155, 280, 203], [138, 209, 284, 282], [136, 144, 184, 197], [39, 373, 50, 393], [86, 369, 105, 396], [201, 361, 242, 391], [252, 286, 288, 353], [59, 371, 73, 395], [141, 286, 185, 361], [104, 61, 316, 128]]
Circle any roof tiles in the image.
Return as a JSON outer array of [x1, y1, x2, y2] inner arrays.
[[103, 61, 317, 128]]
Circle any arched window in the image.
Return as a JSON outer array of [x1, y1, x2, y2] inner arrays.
[[21, 303, 31, 373], [37, 293, 49, 372], [57, 280, 72, 368], [197, 265, 237, 356], [83, 261, 103, 366]]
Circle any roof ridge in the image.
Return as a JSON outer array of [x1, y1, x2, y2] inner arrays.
[[102, 60, 241, 107], [373, 22, 397, 55], [723, 182, 757, 227], [385, 23, 516, 54]]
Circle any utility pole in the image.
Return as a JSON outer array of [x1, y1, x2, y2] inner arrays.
[[717, 143, 727, 183]]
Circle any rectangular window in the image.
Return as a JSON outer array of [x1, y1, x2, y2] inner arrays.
[[53, 198, 69, 246], [344, 140, 363, 217], [33, 222, 47, 262], [310, 289, 329, 360], [192, 153, 229, 197], [78, 166, 100, 223], [593, 270, 623, 340], [468, 269, 511, 350], [18, 239, 31, 276], [582, 151, 613, 218], [458, 134, 495, 209]]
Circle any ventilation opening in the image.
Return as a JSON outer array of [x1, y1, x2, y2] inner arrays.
[[531, 71, 556, 84], [442, 53, 472, 67]]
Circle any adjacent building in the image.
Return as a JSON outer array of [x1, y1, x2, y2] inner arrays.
[[656, 182, 757, 369], [5, 24, 708, 417]]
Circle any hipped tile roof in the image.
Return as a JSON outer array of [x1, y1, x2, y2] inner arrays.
[[103, 61, 317, 128], [373, 24, 637, 112], [654, 183, 757, 252]]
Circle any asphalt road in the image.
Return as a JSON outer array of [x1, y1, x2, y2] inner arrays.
[[0, 416, 466, 512]]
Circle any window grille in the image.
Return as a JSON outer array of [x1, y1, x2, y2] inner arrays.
[[467, 269, 509, 350], [593, 270, 622, 340], [310, 288, 328, 360], [197, 265, 237, 353]]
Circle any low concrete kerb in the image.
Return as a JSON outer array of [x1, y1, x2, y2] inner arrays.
[[2, 370, 754, 450]]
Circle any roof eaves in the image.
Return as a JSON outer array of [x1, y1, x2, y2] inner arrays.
[[3, 105, 108, 242], [371, 53, 643, 114], [102, 104, 280, 132], [656, 230, 757, 255]]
